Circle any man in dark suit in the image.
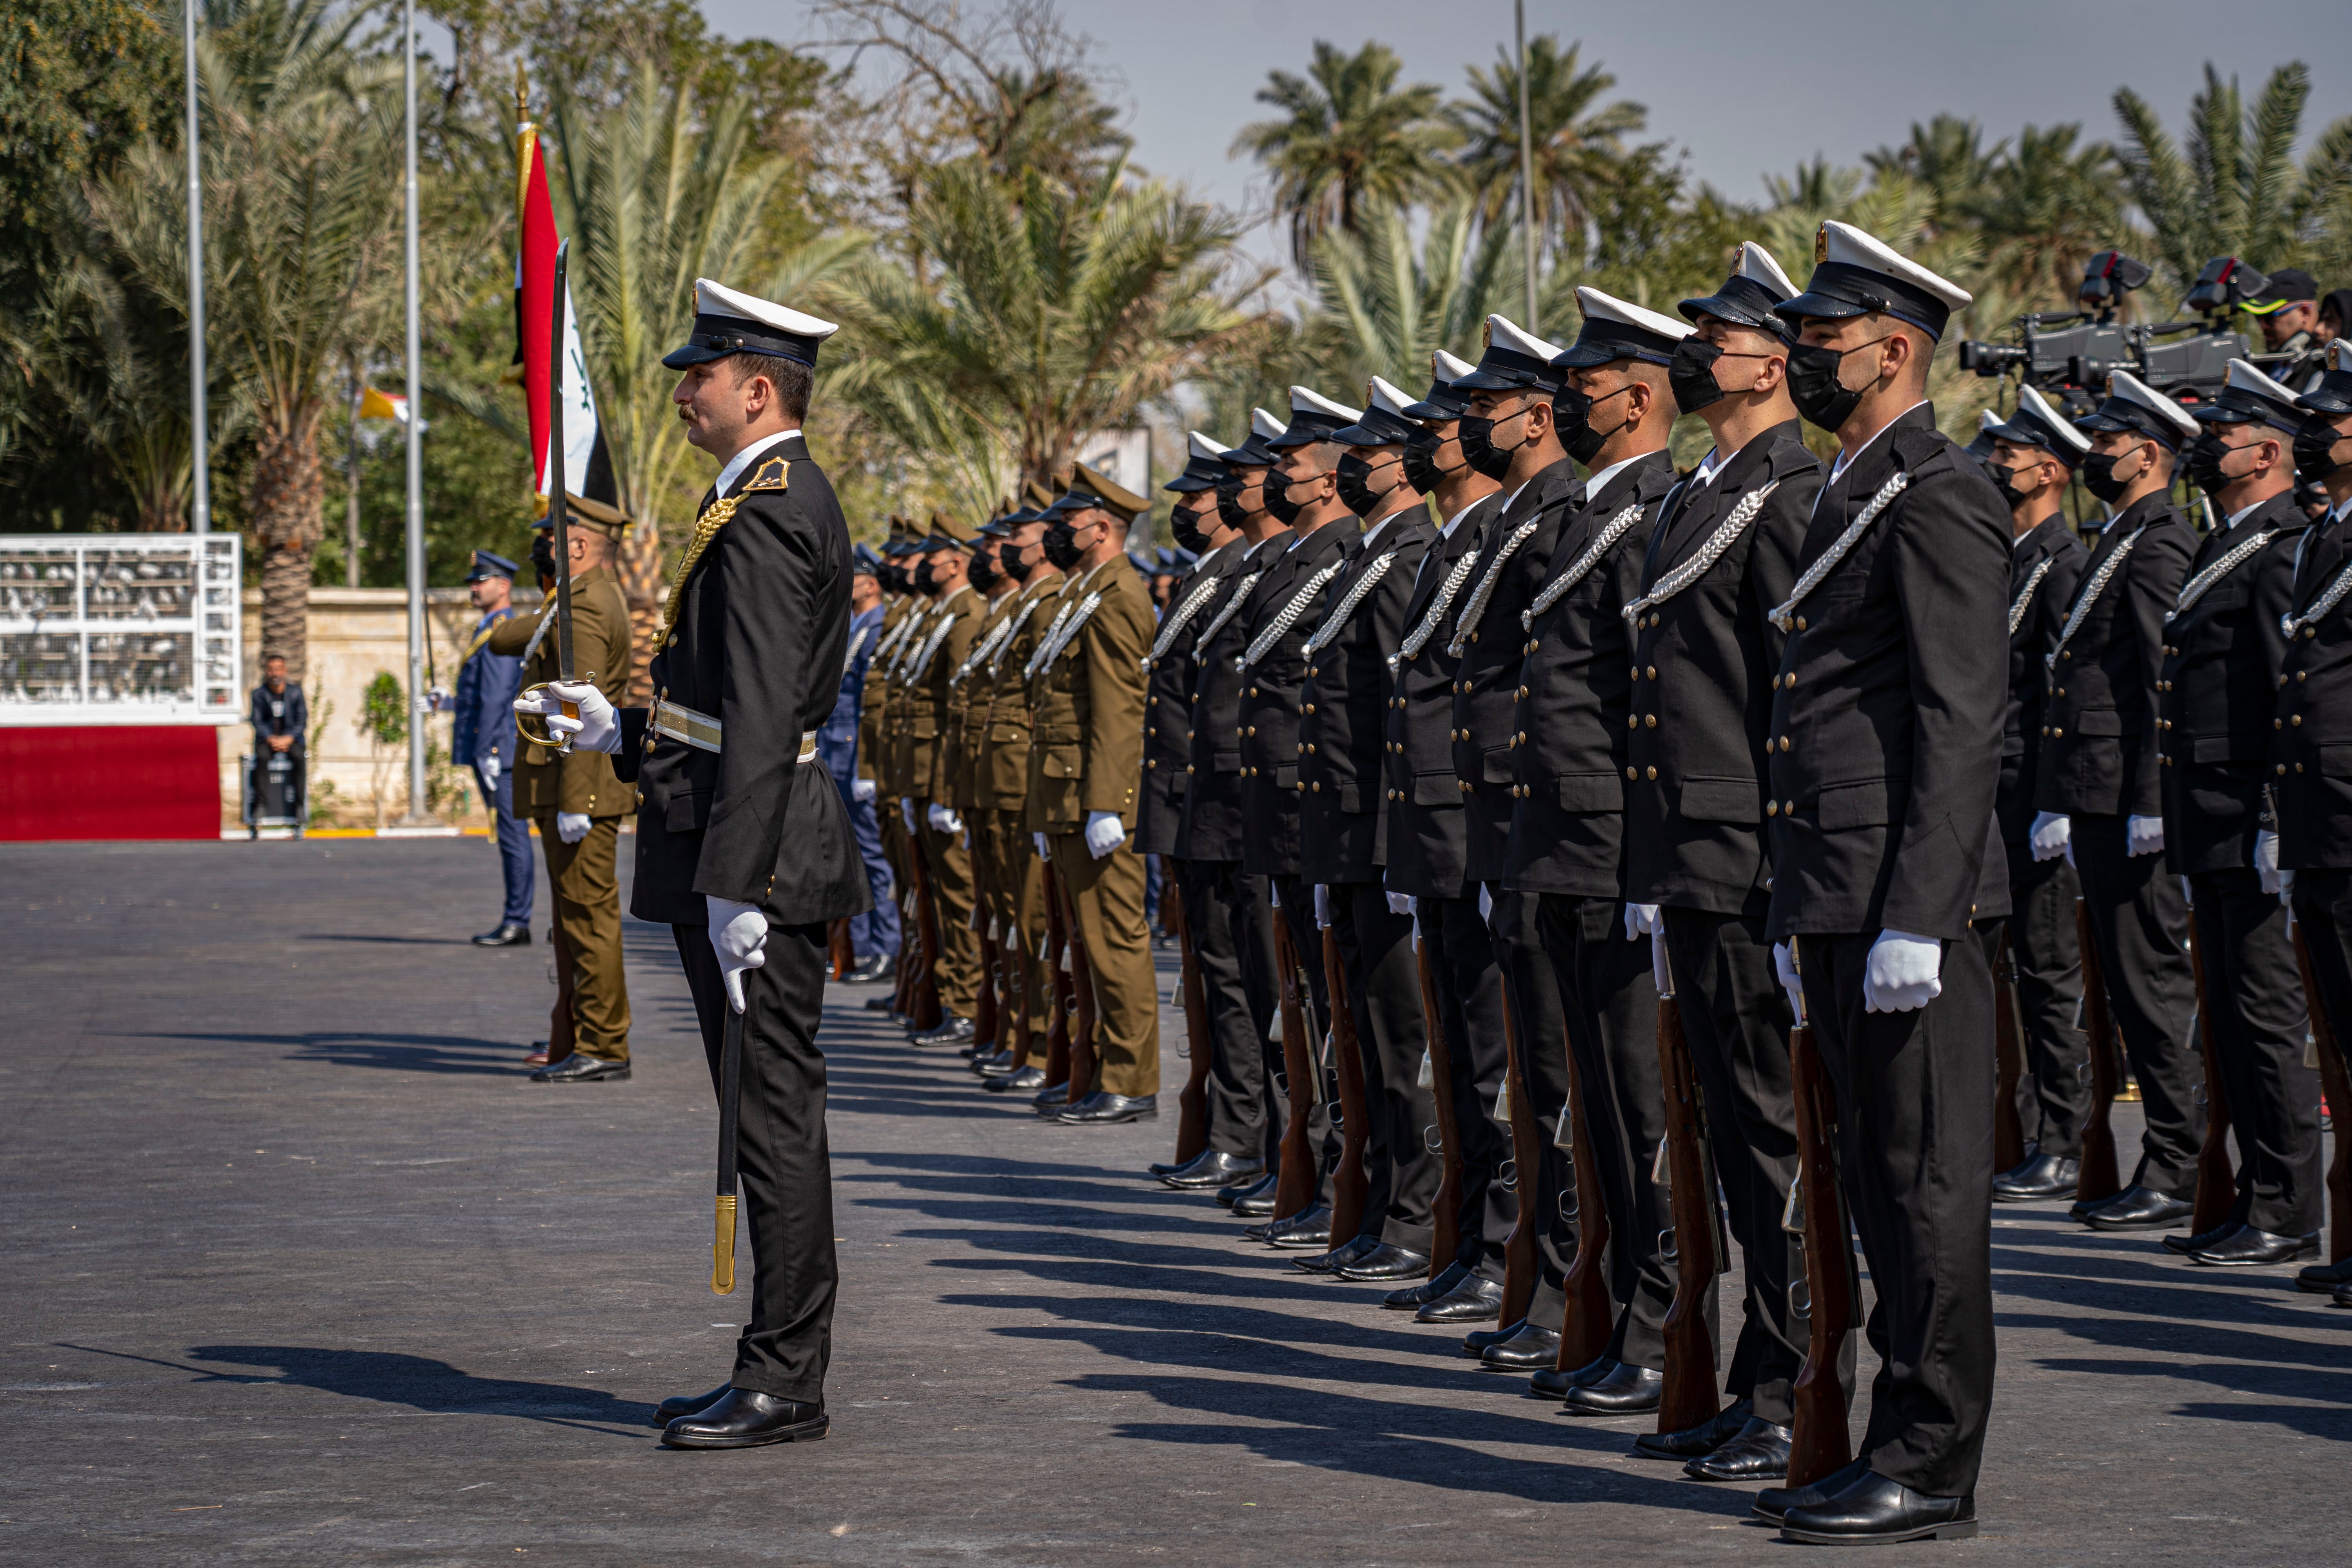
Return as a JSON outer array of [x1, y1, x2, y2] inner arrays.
[[2038, 371, 2201, 1233], [1176, 411, 1295, 1216], [1975, 387, 2092, 1201], [1296, 377, 1437, 1278], [2274, 337, 2352, 1303], [1376, 352, 1509, 1305], [2159, 359, 2319, 1266], [1754, 222, 2007, 1544], [1619, 245, 1821, 1473], [521, 277, 870, 1450]]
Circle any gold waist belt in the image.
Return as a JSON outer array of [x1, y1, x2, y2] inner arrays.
[[652, 698, 817, 762]]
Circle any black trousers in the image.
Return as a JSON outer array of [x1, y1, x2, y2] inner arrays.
[[672, 920, 837, 1404], [1419, 894, 1515, 1279], [2190, 868, 2322, 1236], [2291, 871, 2352, 1241], [1274, 873, 1339, 1202], [1977, 855, 2089, 1158], [1332, 882, 1437, 1254], [1797, 930, 1995, 1499], [1488, 887, 1574, 1329], [1183, 858, 1277, 1162], [1537, 893, 1675, 1370], [1665, 906, 1813, 1428], [2073, 813, 2200, 1194]]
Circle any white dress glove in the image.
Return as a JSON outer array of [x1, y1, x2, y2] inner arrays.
[[1478, 884, 1494, 920], [706, 895, 768, 1014], [1314, 884, 1332, 929], [1033, 831, 1051, 862], [1772, 941, 1806, 1022], [2127, 813, 2165, 857], [556, 811, 590, 844], [2278, 869, 2296, 907], [851, 777, 877, 802], [901, 799, 918, 834], [1386, 890, 1416, 917], [479, 752, 500, 791], [515, 678, 619, 753], [2255, 829, 2283, 896], [928, 803, 963, 835], [426, 684, 450, 713], [2029, 810, 2070, 862], [1084, 809, 1126, 859], [1624, 902, 1661, 941], [1864, 929, 1943, 1013]]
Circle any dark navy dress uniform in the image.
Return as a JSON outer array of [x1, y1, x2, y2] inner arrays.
[[824, 596, 898, 961], [453, 595, 534, 928]]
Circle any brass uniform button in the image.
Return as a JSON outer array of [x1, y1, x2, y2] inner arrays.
[[2293, 715, 2302, 726], [1779, 736, 1790, 752], [1628, 715, 1639, 730], [1767, 800, 1779, 816], [1646, 666, 1657, 680], [1795, 616, 1806, 631], [1186, 764, 1195, 774], [1645, 715, 1657, 729], [1147, 759, 1157, 769], [1646, 766, 1658, 780], [2053, 728, 2063, 738], [1626, 767, 1637, 780]]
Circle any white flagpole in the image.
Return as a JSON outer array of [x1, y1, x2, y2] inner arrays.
[[185, 0, 209, 535], [400, 0, 431, 823]]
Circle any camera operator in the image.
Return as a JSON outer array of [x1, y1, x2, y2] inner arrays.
[[2247, 269, 2325, 392]]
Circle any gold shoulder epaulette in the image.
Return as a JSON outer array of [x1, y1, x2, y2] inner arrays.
[[745, 455, 791, 492]]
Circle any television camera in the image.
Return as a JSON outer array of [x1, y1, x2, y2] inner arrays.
[[1959, 250, 2250, 412]]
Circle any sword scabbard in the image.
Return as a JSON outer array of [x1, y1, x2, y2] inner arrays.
[[711, 1193, 738, 1295]]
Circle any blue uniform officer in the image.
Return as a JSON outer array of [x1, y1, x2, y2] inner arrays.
[[454, 548, 534, 946], [820, 544, 898, 978]]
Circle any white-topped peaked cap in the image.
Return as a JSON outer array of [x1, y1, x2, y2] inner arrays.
[[2194, 358, 2307, 431], [663, 277, 841, 369], [1988, 385, 2092, 463], [1452, 314, 1570, 391], [1774, 220, 1973, 340], [1269, 385, 1367, 449], [1406, 349, 1484, 418], [1166, 429, 1236, 493], [1680, 240, 1801, 334], [2298, 338, 2352, 416], [2076, 368, 2202, 449], [1332, 375, 1422, 446], [1978, 409, 2005, 432], [1222, 407, 1292, 466], [1556, 285, 1695, 368]]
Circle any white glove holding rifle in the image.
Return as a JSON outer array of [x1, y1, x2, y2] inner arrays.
[[513, 679, 619, 753]]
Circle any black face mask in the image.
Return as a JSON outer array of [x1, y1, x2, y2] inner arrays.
[[997, 541, 1034, 583], [2294, 417, 2349, 483], [1668, 339, 1728, 415], [1552, 383, 1634, 465], [967, 550, 1000, 592], [1170, 503, 1211, 554], [2080, 449, 2138, 505], [1215, 473, 1252, 529], [1455, 410, 1524, 480], [1786, 336, 1890, 432], [2185, 431, 2241, 496], [530, 534, 556, 581], [1983, 461, 2029, 511], [1335, 453, 1399, 517], [913, 556, 939, 593], [1042, 519, 1086, 570], [1261, 469, 1306, 526], [1401, 428, 1455, 494]]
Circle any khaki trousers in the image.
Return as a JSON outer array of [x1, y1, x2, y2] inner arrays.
[[535, 813, 631, 1062], [916, 805, 980, 1018], [1049, 829, 1159, 1098]]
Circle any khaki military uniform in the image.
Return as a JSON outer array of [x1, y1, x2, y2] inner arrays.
[[864, 594, 917, 925], [973, 570, 1064, 1057], [907, 584, 984, 1017], [486, 563, 634, 1063], [1025, 559, 1156, 1096]]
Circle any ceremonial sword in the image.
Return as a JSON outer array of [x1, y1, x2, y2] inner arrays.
[[713, 998, 744, 1293]]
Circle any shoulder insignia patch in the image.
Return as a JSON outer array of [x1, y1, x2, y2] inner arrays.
[[744, 455, 791, 493]]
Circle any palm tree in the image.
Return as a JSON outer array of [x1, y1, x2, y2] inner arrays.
[[89, 0, 401, 675], [1451, 35, 1646, 261], [1300, 196, 1524, 392], [548, 72, 869, 667], [1961, 123, 2129, 311], [2114, 62, 2352, 292], [1232, 40, 1459, 273], [827, 154, 1259, 497], [1864, 114, 1998, 237]]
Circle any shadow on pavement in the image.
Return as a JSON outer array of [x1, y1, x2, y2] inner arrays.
[[129, 1031, 526, 1076], [177, 1345, 654, 1432]]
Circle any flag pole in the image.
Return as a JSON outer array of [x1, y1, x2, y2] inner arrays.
[[185, 0, 209, 536], [1516, 0, 1537, 332], [399, 0, 432, 824]]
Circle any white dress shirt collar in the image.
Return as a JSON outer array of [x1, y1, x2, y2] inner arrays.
[[713, 428, 802, 497]]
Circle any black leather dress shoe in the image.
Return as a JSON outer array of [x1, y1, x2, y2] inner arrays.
[[651, 1383, 733, 1428], [472, 921, 531, 947], [1336, 1243, 1430, 1282], [862, 995, 897, 1011], [1230, 1181, 1282, 1219], [1383, 1260, 1468, 1309], [1249, 1205, 1331, 1247], [1480, 1321, 1561, 1370], [1780, 1471, 1977, 1544], [1414, 1274, 1504, 1325], [1462, 1319, 1521, 1355], [1219, 1172, 1279, 1209], [1530, 1356, 1616, 1399], [660, 1388, 829, 1449], [2335, 1283, 2352, 1308], [2191, 1226, 2319, 1266], [1162, 1151, 1266, 1191], [844, 954, 893, 985], [1058, 1092, 1157, 1125], [968, 1049, 1013, 1075], [1753, 1457, 1870, 1523], [1029, 1081, 1070, 1111], [2296, 1256, 2352, 1293], [2164, 1219, 2242, 1255], [913, 1016, 976, 1048], [1631, 1396, 1751, 1459], [982, 1065, 1045, 1093], [530, 1053, 631, 1083], [2082, 1184, 2194, 1231], [1558, 1361, 1663, 1416], [1296, 1235, 1380, 1274], [1993, 1150, 2081, 1202], [1683, 1415, 1791, 1481]]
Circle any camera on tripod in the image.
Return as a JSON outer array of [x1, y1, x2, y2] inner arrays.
[[1958, 252, 2149, 416]]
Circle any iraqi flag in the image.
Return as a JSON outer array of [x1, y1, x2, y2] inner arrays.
[[515, 92, 612, 510]]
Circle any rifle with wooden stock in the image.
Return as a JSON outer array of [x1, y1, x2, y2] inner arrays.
[[2185, 932, 2238, 1236], [1991, 928, 2028, 1173], [1323, 922, 1371, 1246], [1270, 911, 1321, 1223], [2291, 924, 2352, 1266], [1496, 993, 1543, 1330], [1169, 882, 1216, 1165], [1039, 860, 1074, 1093], [2073, 897, 2124, 1205], [1783, 970, 1856, 1487], [1416, 927, 1465, 1279], [972, 913, 1002, 1056], [827, 918, 854, 982], [1653, 950, 1722, 1435], [1058, 870, 1098, 1105], [1553, 1022, 1614, 1373], [908, 831, 945, 1032]]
